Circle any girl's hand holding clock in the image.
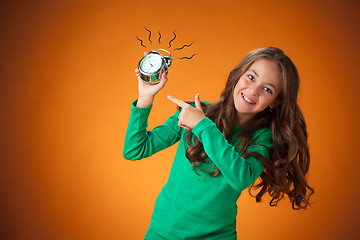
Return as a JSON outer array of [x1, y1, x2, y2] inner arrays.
[[135, 52, 168, 108], [134, 53, 204, 129]]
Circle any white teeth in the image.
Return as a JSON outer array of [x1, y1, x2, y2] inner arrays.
[[242, 93, 255, 104]]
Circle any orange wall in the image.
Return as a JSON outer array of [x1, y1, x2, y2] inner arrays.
[[1, 0, 359, 239]]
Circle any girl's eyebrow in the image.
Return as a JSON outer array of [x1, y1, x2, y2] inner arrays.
[[249, 69, 259, 78], [267, 83, 277, 92]]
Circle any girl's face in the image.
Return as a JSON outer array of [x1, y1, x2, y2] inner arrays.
[[233, 59, 282, 125]]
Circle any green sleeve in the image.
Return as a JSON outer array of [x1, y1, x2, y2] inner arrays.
[[123, 100, 182, 160], [192, 117, 273, 192]]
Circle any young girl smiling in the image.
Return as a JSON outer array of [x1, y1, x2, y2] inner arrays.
[[124, 47, 314, 239]]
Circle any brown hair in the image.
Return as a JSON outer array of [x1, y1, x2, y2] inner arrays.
[[184, 47, 314, 210]]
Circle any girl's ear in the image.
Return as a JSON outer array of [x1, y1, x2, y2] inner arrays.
[[269, 100, 279, 109]]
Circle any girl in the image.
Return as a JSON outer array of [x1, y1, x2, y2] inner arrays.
[[123, 47, 314, 240]]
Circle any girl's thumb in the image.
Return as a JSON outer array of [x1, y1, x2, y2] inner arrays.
[[195, 93, 201, 109]]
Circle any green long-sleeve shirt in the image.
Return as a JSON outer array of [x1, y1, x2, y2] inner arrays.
[[123, 100, 273, 240]]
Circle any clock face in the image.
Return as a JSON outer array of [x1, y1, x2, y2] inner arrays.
[[139, 54, 163, 75]]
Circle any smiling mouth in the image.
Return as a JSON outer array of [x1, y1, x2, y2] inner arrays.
[[241, 93, 255, 104]]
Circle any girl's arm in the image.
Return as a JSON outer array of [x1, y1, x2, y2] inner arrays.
[[167, 94, 270, 191], [192, 117, 272, 192], [123, 100, 182, 160], [124, 53, 179, 160]]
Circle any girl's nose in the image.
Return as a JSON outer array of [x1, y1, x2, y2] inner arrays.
[[249, 85, 260, 97]]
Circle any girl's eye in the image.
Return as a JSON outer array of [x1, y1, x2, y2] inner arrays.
[[248, 75, 255, 81], [264, 87, 273, 94]]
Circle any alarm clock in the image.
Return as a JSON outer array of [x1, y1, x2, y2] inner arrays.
[[138, 49, 172, 84]]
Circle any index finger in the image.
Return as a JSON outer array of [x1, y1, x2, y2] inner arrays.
[[167, 95, 190, 108]]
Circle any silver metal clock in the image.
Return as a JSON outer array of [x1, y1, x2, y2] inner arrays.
[[138, 49, 172, 84]]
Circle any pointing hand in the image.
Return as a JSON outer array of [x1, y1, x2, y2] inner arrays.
[[167, 93, 205, 130]]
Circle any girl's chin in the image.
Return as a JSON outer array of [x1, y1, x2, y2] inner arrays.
[[235, 105, 254, 115], [235, 101, 255, 111]]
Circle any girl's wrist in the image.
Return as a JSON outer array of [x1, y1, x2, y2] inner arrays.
[[137, 95, 155, 108]]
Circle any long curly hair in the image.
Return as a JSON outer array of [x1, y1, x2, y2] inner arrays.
[[184, 47, 314, 210]]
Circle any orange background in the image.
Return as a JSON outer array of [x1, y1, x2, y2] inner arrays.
[[1, 0, 359, 239]]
